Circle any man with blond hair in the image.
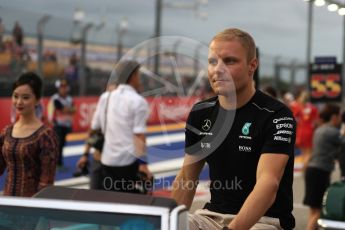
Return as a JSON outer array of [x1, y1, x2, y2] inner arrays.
[[172, 28, 296, 229]]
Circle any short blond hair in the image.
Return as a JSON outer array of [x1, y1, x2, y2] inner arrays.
[[211, 28, 256, 62]]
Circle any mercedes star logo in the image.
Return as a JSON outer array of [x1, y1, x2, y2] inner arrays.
[[202, 119, 212, 131]]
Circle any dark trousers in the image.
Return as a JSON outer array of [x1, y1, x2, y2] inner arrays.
[[303, 167, 331, 208], [54, 125, 71, 166], [90, 160, 102, 190], [100, 161, 140, 193]]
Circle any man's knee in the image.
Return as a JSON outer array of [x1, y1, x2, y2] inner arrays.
[[188, 212, 225, 230]]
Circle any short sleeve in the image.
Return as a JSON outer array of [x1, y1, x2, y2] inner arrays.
[[91, 93, 108, 131], [38, 128, 58, 191], [133, 98, 149, 134], [261, 107, 296, 156]]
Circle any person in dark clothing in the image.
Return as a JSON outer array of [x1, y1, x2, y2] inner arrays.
[[171, 28, 296, 230], [339, 111, 345, 180], [48, 79, 76, 168], [303, 103, 344, 230], [12, 21, 24, 47]]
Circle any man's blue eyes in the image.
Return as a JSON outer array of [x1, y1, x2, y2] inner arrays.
[[208, 59, 235, 65], [208, 59, 217, 65]]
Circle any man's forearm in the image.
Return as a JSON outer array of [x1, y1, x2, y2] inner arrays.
[[228, 176, 279, 229], [83, 129, 98, 156], [171, 173, 198, 209], [171, 156, 205, 209], [134, 134, 146, 157]]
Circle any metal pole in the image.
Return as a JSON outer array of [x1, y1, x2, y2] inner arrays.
[[342, 15, 345, 101], [117, 31, 123, 62], [194, 43, 203, 77], [36, 15, 51, 77], [116, 18, 127, 62], [290, 60, 296, 92], [80, 23, 93, 96], [173, 39, 181, 57], [273, 56, 281, 90], [154, 0, 162, 75], [306, 1, 313, 80], [146, 45, 152, 70]]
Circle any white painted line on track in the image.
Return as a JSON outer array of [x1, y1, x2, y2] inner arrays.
[[63, 132, 185, 157]]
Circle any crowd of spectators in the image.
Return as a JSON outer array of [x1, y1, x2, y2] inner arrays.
[[0, 19, 82, 96], [0, 19, 203, 98]]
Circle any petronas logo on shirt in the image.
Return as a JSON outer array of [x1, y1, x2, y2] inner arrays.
[[241, 122, 252, 135]]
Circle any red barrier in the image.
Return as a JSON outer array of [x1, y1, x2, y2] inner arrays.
[[0, 99, 12, 131], [146, 97, 199, 125], [0, 96, 200, 132]]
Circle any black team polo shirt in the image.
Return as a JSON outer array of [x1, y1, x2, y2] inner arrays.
[[185, 90, 296, 229]]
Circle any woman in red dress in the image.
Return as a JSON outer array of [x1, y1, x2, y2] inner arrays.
[[0, 72, 58, 197], [291, 90, 319, 170]]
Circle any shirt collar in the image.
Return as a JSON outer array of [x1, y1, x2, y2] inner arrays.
[[117, 84, 136, 92]]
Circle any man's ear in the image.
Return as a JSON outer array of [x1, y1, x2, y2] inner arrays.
[[249, 58, 258, 76]]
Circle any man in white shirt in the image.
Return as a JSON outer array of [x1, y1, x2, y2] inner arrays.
[[94, 60, 152, 193]]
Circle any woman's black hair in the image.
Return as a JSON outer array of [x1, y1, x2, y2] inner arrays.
[[12, 72, 43, 99]]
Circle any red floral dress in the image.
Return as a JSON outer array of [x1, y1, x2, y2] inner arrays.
[[0, 124, 58, 197]]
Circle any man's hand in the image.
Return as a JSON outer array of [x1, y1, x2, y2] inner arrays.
[[139, 164, 153, 180], [63, 106, 76, 114], [76, 155, 88, 169]]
